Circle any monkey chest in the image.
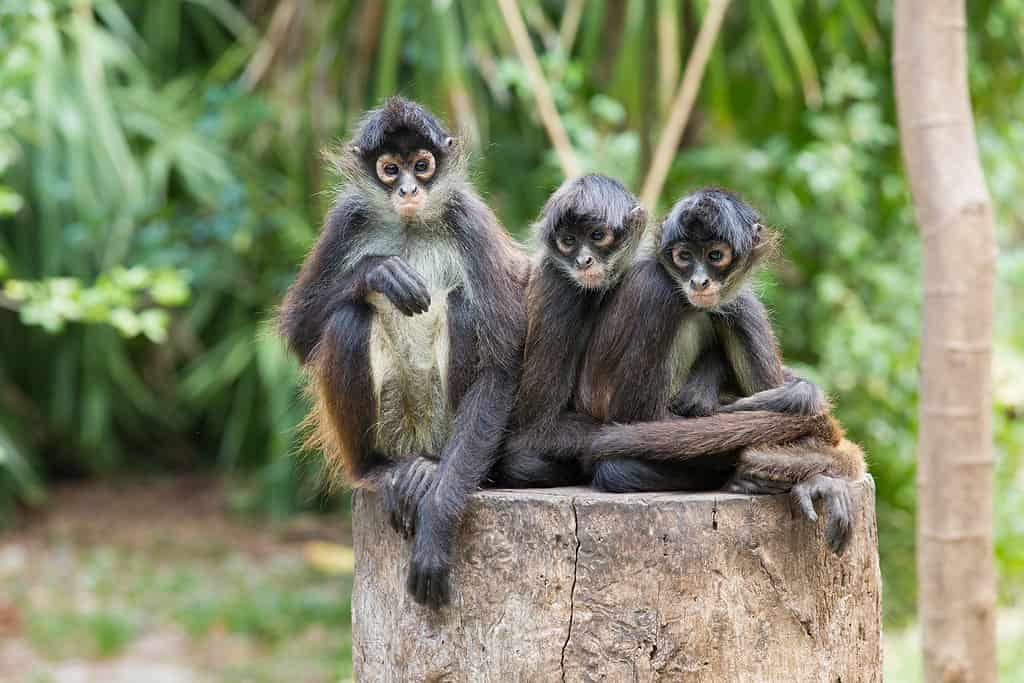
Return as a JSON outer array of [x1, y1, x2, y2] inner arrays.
[[366, 286, 457, 458], [668, 314, 715, 396]]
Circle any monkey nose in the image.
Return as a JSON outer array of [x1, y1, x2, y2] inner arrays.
[[690, 277, 711, 290], [398, 185, 418, 198], [575, 255, 595, 269]]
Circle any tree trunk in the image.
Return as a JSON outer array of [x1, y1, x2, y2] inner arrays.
[[352, 483, 881, 682], [893, 2, 998, 681]]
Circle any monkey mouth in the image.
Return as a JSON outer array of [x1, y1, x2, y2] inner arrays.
[[686, 289, 721, 308], [574, 268, 608, 290], [395, 197, 426, 218]]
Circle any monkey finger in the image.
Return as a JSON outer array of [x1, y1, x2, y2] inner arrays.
[[792, 486, 818, 523], [823, 482, 853, 555], [398, 467, 429, 537], [424, 575, 437, 609], [381, 478, 404, 534], [391, 272, 431, 315], [377, 278, 414, 315], [385, 261, 431, 312], [438, 572, 451, 606], [407, 565, 426, 605]]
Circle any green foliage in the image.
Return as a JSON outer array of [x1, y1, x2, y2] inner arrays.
[[1, 0, 1022, 626], [27, 609, 139, 659], [4, 267, 188, 338]]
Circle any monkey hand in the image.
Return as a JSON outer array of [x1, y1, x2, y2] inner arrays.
[[406, 509, 453, 609], [382, 457, 438, 539], [366, 256, 431, 316], [791, 474, 854, 556]]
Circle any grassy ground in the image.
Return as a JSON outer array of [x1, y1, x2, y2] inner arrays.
[[2, 476, 1021, 682], [0, 477, 354, 683]]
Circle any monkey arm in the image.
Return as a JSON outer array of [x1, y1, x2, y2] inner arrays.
[[279, 198, 371, 363], [713, 288, 786, 395], [717, 378, 829, 416], [408, 365, 518, 607], [403, 190, 528, 608], [669, 346, 729, 417]]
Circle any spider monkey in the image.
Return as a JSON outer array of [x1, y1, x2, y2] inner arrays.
[[577, 188, 866, 554], [279, 97, 527, 607], [494, 174, 647, 487]]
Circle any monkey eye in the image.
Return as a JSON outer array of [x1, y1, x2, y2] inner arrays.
[[671, 244, 694, 269], [376, 155, 402, 183], [589, 229, 614, 248], [556, 234, 577, 255], [706, 243, 733, 267], [412, 150, 436, 180]]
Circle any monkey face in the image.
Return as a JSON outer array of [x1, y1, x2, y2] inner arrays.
[[668, 240, 735, 309], [551, 224, 619, 290], [376, 149, 437, 218], [354, 127, 456, 221]]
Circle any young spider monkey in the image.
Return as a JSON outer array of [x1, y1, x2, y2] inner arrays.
[[577, 188, 866, 554], [494, 175, 647, 487], [279, 97, 527, 607]]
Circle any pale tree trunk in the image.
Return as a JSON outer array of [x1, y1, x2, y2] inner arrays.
[[893, 2, 998, 681], [352, 485, 882, 681]]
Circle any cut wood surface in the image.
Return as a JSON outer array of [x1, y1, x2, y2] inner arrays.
[[353, 480, 881, 682]]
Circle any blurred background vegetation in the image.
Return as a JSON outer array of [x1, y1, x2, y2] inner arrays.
[[1, 0, 1022, 640]]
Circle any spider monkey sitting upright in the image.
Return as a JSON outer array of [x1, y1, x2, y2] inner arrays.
[[494, 174, 647, 487], [279, 97, 527, 607], [578, 188, 865, 554]]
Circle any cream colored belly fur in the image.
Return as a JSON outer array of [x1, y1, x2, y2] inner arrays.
[[365, 241, 465, 459], [668, 313, 715, 397]]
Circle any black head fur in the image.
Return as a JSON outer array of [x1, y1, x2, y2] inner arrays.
[[351, 96, 454, 157], [535, 174, 646, 245], [658, 187, 763, 255]]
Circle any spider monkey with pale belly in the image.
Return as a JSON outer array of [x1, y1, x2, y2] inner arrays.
[[577, 188, 866, 554], [279, 97, 527, 607]]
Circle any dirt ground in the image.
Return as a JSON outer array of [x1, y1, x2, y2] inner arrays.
[[0, 476, 354, 683]]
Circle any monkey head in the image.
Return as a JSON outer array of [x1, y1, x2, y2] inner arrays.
[[656, 187, 777, 309], [535, 174, 647, 291], [341, 97, 464, 222]]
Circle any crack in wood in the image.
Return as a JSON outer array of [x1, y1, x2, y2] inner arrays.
[[560, 496, 581, 682], [755, 547, 813, 639]]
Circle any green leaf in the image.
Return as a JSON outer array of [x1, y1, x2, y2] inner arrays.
[[0, 187, 23, 215]]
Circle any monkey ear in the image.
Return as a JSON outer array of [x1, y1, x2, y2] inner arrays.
[[444, 137, 455, 149], [350, 145, 362, 156], [626, 204, 648, 230], [752, 221, 763, 242]]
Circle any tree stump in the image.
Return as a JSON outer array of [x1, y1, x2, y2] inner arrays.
[[352, 479, 882, 682]]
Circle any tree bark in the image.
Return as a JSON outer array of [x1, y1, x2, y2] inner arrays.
[[893, 3, 998, 681], [352, 482, 881, 682]]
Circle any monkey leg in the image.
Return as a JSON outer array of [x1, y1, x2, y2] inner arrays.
[[591, 456, 735, 493], [492, 451, 584, 488], [498, 412, 601, 488], [723, 437, 866, 554]]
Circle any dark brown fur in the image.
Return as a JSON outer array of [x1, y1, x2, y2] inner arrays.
[[279, 97, 527, 606], [578, 188, 865, 552], [495, 175, 646, 487]]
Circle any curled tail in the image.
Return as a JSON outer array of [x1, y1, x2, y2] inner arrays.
[[590, 411, 841, 462]]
